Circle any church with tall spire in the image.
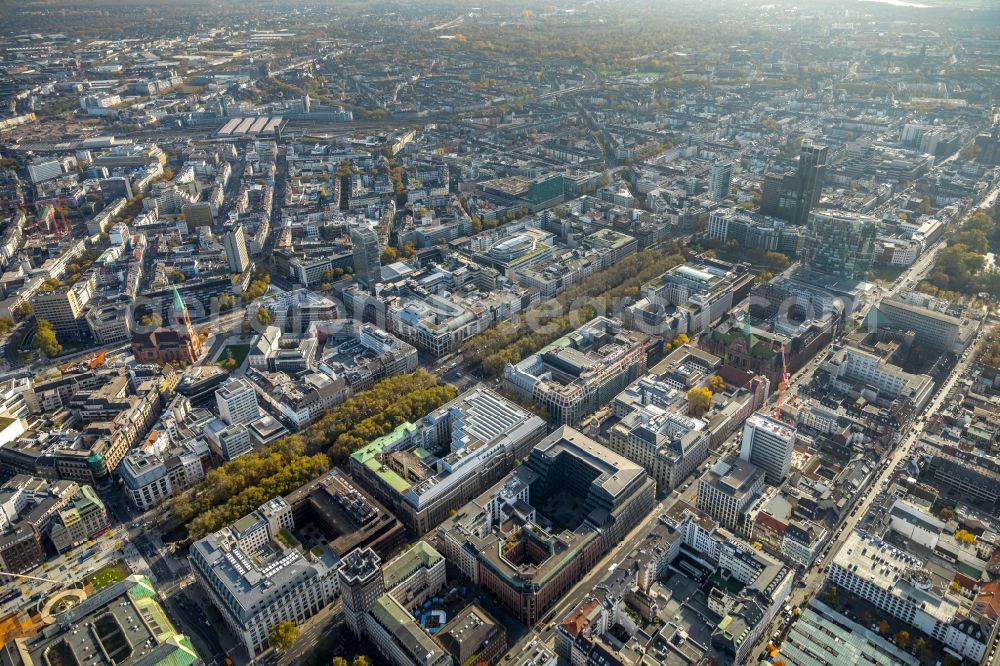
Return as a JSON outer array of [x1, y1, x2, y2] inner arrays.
[[130, 287, 204, 365]]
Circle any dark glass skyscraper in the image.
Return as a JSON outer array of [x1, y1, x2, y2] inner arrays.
[[761, 138, 828, 226], [351, 225, 382, 294], [793, 139, 828, 226]]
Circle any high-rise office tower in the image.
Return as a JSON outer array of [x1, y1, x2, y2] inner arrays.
[[803, 209, 878, 280], [337, 547, 384, 637], [222, 225, 251, 273], [794, 139, 827, 225], [709, 161, 733, 200], [739, 413, 796, 484], [761, 138, 828, 225], [215, 378, 261, 426], [351, 225, 382, 293]]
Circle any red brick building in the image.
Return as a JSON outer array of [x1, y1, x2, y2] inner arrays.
[[131, 288, 204, 365]]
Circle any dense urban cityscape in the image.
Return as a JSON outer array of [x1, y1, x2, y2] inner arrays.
[[0, 0, 997, 665]]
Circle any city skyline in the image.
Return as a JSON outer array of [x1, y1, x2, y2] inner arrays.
[[0, 2, 997, 666]]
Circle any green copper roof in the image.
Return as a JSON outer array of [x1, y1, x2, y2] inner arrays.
[[350, 422, 418, 494], [172, 286, 186, 313], [382, 541, 443, 591], [127, 575, 159, 601], [153, 636, 200, 666], [864, 306, 892, 330]]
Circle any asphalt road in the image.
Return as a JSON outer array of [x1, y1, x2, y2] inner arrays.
[[748, 182, 1000, 661], [752, 311, 996, 662], [164, 584, 229, 664]]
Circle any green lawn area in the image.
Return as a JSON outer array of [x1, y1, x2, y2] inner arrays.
[[85, 561, 128, 591], [217, 344, 250, 366]]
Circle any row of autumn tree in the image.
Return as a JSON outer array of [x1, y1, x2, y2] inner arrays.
[[168, 370, 456, 539], [462, 248, 688, 377], [920, 208, 1000, 299], [980, 323, 1000, 369]]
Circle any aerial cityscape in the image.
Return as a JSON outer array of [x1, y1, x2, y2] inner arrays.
[[0, 0, 997, 665]]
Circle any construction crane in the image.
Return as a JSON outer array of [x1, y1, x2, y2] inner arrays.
[[55, 205, 70, 236], [37, 196, 72, 236], [59, 351, 106, 375], [774, 344, 790, 421]]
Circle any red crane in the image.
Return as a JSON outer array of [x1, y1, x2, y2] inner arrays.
[[36, 197, 72, 236], [56, 205, 71, 236]]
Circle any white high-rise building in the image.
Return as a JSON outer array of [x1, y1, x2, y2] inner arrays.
[[740, 413, 795, 484], [709, 161, 733, 200], [223, 224, 251, 273], [215, 378, 260, 426]]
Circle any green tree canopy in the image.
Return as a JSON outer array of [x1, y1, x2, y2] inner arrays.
[[268, 620, 298, 651], [34, 319, 62, 358], [170, 370, 456, 539], [687, 386, 713, 416]]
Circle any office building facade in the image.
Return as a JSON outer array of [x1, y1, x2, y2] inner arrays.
[[215, 378, 261, 426], [437, 427, 656, 626], [31, 274, 96, 338], [696, 457, 765, 536], [828, 531, 993, 663], [871, 297, 963, 353], [337, 542, 452, 666], [190, 498, 340, 656], [351, 225, 382, 292], [803, 210, 878, 280], [709, 161, 733, 200], [350, 388, 547, 533], [0, 575, 199, 665], [739, 413, 795, 484], [761, 139, 828, 226], [223, 225, 252, 273], [504, 317, 651, 425]]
